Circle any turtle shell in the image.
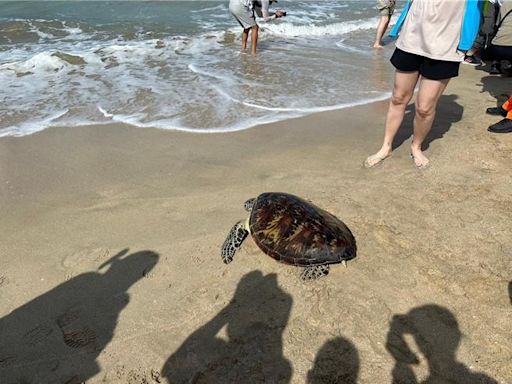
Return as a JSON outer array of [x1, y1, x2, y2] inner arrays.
[[249, 192, 357, 267]]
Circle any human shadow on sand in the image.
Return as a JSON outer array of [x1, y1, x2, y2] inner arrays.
[[307, 336, 359, 384], [386, 304, 497, 384], [508, 281, 512, 305], [392, 95, 464, 151], [0, 248, 158, 384], [479, 75, 512, 108], [162, 270, 293, 383]]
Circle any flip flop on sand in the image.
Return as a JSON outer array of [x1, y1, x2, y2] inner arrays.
[[363, 153, 391, 168], [410, 153, 430, 170]]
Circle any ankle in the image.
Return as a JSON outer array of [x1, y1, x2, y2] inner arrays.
[[380, 145, 392, 154], [410, 144, 422, 152]]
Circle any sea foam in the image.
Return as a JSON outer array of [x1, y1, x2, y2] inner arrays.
[[0, 1, 396, 138]]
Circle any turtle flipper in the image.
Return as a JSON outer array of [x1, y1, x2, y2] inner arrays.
[[244, 198, 256, 212], [301, 265, 329, 280], [221, 221, 249, 264]]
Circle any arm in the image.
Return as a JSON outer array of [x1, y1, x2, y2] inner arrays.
[[261, 0, 277, 21]]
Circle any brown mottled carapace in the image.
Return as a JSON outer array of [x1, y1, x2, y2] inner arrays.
[[249, 192, 357, 267]]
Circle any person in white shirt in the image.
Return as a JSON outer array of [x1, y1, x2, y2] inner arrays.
[[364, 0, 480, 169], [229, 0, 260, 55]]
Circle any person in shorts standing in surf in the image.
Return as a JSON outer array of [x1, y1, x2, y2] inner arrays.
[[374, 0, 396, 48], [229, 0, 259, 55]]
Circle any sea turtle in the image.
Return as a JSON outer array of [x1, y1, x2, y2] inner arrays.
[[221, 192, 357, 280]]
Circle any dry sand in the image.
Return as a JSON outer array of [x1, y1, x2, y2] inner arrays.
[[0, 65, 511, 383]]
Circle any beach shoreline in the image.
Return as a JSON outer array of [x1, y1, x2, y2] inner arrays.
[[1, 65, 511, 383]]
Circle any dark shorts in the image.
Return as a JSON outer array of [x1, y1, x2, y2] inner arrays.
[[390, 48, 460, 80], [482, 44, 512, 62]]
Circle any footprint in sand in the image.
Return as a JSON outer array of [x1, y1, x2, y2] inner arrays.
[[478, 160, 498, 173], [56, 310, 98, 351]]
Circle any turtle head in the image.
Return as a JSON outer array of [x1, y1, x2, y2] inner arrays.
[[243, 198, 256, 212]]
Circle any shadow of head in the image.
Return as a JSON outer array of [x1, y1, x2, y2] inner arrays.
[[226, 271, 292, 338], [386, 304, 499, 383], [0, 248, 159, 384], [161, 270, 293, 383], [393, 94, 463, 151], [98, 248, 159, 291], [386, 304, 461, 363], [307, 336, 359, 384]]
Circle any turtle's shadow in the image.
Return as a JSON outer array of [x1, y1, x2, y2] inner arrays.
[[392, 94, 464, 151], [0, 249, 159, 383], [307, 336, 359, 384], [162, 270, 293, 383], [386, 304, 497, 384]]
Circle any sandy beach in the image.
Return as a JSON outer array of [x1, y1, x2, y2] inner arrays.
[[0, 64, 511, 383]]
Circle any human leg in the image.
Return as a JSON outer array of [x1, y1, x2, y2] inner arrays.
[[410, 77, 450, 167], [250, 24, 259, 55], [229, 0, 256, 51], [374, 15, 390, 48], [242, 28, 249, 50], [364, 70, 419, 167]]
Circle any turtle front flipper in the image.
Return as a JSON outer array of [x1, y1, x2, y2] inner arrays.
[[243, 198, 256, 212], [301, 265, 329, 280], [221, 220, 249, 264]]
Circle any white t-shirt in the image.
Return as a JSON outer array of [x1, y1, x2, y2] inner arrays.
[[396, 0, 466, 61]]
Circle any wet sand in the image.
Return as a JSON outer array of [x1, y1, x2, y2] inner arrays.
[[0, 65, 511, 383]]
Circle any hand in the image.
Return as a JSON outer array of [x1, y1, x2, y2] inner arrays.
[[275, 10, 285, 18]]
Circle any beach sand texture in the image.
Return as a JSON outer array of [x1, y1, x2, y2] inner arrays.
[[0, 65, 511, 383]]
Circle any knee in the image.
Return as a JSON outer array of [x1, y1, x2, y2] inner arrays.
[[390, 92, 410, 107], [415, 102, 435, 119]]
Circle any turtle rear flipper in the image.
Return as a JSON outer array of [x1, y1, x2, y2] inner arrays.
[[301, 265, 329, 280], [221, 221, 249, 264]]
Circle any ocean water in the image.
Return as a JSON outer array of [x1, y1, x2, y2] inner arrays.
[[0, 1, 398, 137]]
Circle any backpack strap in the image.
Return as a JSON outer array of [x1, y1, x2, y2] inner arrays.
[[497, 8, 512, 31]]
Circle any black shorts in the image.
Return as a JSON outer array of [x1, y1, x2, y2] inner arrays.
[[390, 48, 460, 80], [482, 44, 512, 62]]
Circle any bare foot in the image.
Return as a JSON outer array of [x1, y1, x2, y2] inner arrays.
[[373, 43, 383, 49], [410, 148, 430, 169], [364, 149, 392, 168]]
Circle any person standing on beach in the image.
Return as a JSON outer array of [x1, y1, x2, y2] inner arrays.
[[364, 0, 481, 168], [229, 0, 259, 55], [374, 0, 396, 48]]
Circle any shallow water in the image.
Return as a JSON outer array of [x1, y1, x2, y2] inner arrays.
[[0, 1, 398, 137]]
